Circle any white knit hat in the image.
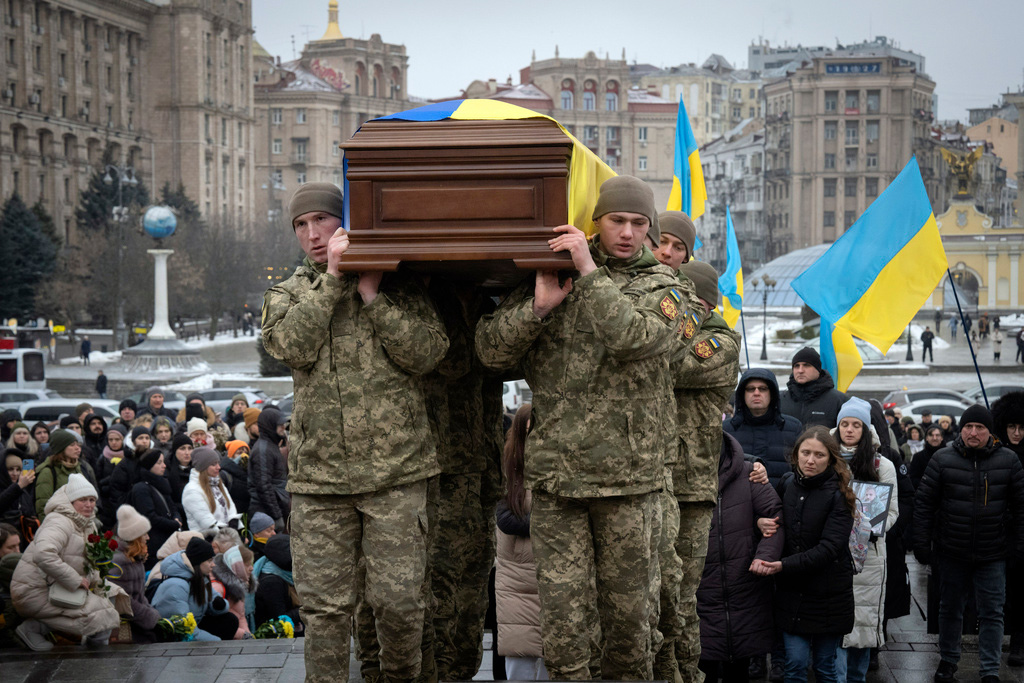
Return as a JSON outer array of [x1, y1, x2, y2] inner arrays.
[[116, 504, 152, 542], [186, 417, 208, 435], [64, 473, 97, 502]]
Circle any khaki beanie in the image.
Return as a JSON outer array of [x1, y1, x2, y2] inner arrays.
[[592, 176, 659, 243], [658, 211, 697, 261], [680, 260, 720, 307], [289, 182, 344, 226]]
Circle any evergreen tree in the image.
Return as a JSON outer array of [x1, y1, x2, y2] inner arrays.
[[0, 193, 58, 319], [75, 145, 150, 235], [159, 182, 203, 229], [31, 198, 61, 250]]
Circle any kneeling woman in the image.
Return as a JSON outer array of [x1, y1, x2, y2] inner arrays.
[[754, 426, 856, 683], [150, 536, 238, 641]]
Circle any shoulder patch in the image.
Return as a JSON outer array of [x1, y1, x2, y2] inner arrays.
[[900, 464, 908, 476], [660, 296, 679, 320], [694, 336, 721, 359], [681, 311, 699, 339], [261, 298, 268, 326]]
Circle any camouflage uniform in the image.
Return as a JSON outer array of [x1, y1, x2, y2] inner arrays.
[[670, 312, 741, 683], [262, 258, 449, 683], [476, 242, 682, 680]]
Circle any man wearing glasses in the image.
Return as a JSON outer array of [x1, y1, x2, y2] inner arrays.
[[724, 369, 804, 488]]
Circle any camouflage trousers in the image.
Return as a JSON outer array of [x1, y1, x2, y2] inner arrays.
[[653, 476, 685, 683], [431, 473, 495, 680], [355, 476, 440, 683], [291, 481, 428, 683], [532, 490, 657, 681], [675, 501, 714, 683]]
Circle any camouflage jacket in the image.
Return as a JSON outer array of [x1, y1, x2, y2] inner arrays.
[[475, 243, 685, 498], [262, 259, 449, 496], [671, 312, 741, 503]]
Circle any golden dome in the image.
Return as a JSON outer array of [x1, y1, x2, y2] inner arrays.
[[318, 0, 344, 41]]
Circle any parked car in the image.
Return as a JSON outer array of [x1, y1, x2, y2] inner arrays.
[[502, 380, 532, 413], [200, 387, 270, 415], [897, 398, 972, 424], [0, 388, 61, 413], [882, 388, 974, 411], [268, 393, 293, 420], [962, 384, 1024, 404], [119, 389, 188, 414], [18, 399, 121, 426]]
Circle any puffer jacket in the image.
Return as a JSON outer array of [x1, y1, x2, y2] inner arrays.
[[108, 549, 161, 630], [248, 410, 289, 520], [914, 436, 1024, 562], [34, 456, 98, 520], [697, 434, 783, 661], [182, 469, 240, 533], [0, 478, 35, 524], [130, 469, 181, 569], [219, 454, 250, 515], [476, 242, 694, 497], [779, 371, 849, 428], [150, 550, 230, 641], [774, 467, 855, 636], [146, 531, 204, 587], [494, 492, 540, 658], [10, 488, 130, 636], [724, 368, 804, 487], [262, 259, 448, 496]]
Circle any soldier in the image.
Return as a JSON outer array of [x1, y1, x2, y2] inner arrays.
[[671, 260, 742, 683], [476, 175, 682, 680], [262, 182, 449, 683]]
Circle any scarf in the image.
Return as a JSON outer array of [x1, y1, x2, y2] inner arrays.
[[906, 439, 924, 456], [253, 555, 293, 586], [102, 446, 124, 463], [209, 476, 230, 521]]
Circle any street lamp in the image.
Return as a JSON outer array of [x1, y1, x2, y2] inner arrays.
[[751, 276, 776, 362], [103, 164, 139, 352]]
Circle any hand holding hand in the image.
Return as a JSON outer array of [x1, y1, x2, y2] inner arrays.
[[358, 271, 384, 304], [757, 516, 780, 538], [326, 228, 350, 278], [749, 559, 782, 576], [18, 469, 35, 488], [532, 270, 573, 319], [749, 462, 768, 485], [548, 225, 596, 276]]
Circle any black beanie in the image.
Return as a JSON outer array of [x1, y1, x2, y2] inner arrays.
[[960, 405, 994, 433], [119, 399, 138, 414], [138, 448, 163, 470], [792, 347, 822, 373], [185, 403, 205, 422], [171, 432, 193, 454], [185, 537, 215, 568], [264, 534, 293, 571], [59, 415, 79, 429], [131, 425, 150, 441]]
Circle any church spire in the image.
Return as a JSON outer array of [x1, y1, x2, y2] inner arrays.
[[318, 0, 344, 41]]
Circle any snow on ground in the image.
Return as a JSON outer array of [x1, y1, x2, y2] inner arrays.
[[168, 372, 263, 392], [59, 350, 123, 366]]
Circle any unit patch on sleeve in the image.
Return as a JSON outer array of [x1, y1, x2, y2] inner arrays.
[[681, 311, 698, 339], [660, 296, 679, 320], [694, 336, 721, 358]]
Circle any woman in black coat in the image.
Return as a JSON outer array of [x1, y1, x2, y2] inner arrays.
[[697, 433, 784, 682], [756, 426, 856, 683], [130, 449, 182, 569], [908, 425, 947, 492], [163, 433, 194, 523]]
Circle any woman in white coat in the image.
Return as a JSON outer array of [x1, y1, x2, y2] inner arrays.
[[831, 397, 898, 683], [181, 447, 241, 533]]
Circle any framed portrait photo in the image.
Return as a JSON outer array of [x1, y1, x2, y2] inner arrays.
[[851, 480, 895, 536]]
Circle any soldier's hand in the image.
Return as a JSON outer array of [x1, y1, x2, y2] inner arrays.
[[358, 271, 384, 305], [533, 270, 573, 319], [548, 225, 596, 276], [326, 227, 350, 278]]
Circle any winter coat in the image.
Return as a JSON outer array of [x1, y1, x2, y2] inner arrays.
[[108, 549, 160, 630], [182, 469, 240, 533], [779, 371, 849, 428], [253, 541, 300, 629], [109, 450, 144, 516], [219, 455, 250, 515], [129, 470, 181, 569], [138, 403, 177, 421], [914, 437, 1024, 563], [164, 462, 191, 522], [908, 440, 945, 492], [724, 368, 804, 487], [210, 553, 257, 637], [248, 411, 289, 520], [476, 243, 697, 498], [34, 456, 98, 520], [774, 467, 855, 636], [10, 487, 130, 637], [844, 456, 898, 649], [992, 391, 1024, 463], [0, 479, 35, 524], [494, 493, 541, 658], [150, 550, 230, 641], [81, 418, 107, 470], [146, 531, 204, 587], [262, 258, 448, 497], [94, 448, 127, 529], [697, 434, 783, 661]]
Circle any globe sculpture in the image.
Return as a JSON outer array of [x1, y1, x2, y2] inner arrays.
[[143, 205, 178, 239]]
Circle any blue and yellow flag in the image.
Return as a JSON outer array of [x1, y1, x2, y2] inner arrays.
[[717, 206, 743, 328], [791, 157, 947, 391], [667, 98, 707, 221], [344, 99, 616, 235]]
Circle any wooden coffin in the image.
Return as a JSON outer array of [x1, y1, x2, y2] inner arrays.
[[338, 118, 574, 285]]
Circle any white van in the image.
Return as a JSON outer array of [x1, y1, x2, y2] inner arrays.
[[0, 343, 46, 390]]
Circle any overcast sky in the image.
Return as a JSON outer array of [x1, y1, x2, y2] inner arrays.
[[253, 0, 1023, 122]]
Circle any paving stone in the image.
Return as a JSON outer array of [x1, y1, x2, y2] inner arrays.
[[153, 654, 229, 683], [885, 651, 941, 670], [52, 657, 141, 680], [215, 667, 281, 683], [215, 646, 244, 655], [882, 642, 913, 651], [911, 642, 940, 652], [223, 653, 289, 669]]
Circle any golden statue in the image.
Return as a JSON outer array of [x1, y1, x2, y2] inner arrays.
[[940, 146, 983, 197]]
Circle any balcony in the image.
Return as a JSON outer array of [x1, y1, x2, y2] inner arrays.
[[290, 153, 308, 166], [766, 168, 790, 179]]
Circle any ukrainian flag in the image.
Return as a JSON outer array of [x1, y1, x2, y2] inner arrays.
[[791, 157, 947, 391], [667, 98, 707, 221], [717, 206, 743, 328], [344, 99, 616, 235]]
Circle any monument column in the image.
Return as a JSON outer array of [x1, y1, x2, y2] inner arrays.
[[988, 251, 998, 309], [146, 249, 176, 340], [1011, 252, 1020, 308]]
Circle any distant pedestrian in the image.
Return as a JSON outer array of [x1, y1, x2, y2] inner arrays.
[[949, 315, 958, 342], [993, 329, 1003, 362], [1016, 328, 1024, 364], [964, 314, 973, 340], [921, 327, 935, 362], [80, 336, 91, 365], [95, 370, 107, 399], [934, 310, 943, 335]]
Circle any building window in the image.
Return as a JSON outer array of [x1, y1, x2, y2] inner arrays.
[[605, 155, 617, 168], [295, 140, 307, 162], [332, 110, 340, 126], [221, 118, 228, 144], [332, 170, 341, 186], [237, 122, 243, 146], [749, 107, 756, 117], [272, 169, 283, 184], [34, 45, 41, 71], [606, 127, 619, 142], [583, 125, 598, 142], [582, 92, 595, 110], [605, 92, 618, 112], [845, 149, 858, 170], [824, 211, 835, 227], [271, 108, 282, 125], [638, 156, 647, 171], [845, 121, 858, 145], [824, 121, 838, 140], [332, 141, 339, 156], [866, 154, 878, 168], [866, 90, 880, 113], [865, 178, 878, 197], [845, 91, 859, 112], [824, 153, 836, 170], [824, 91, 838, 112], [845, 178, 857, 197], [824, 178, 837, 197], [866, 120, 879, 143], [749, 88, 755, 98], [638, 127, 648, 142], [844, 211, 856, 229], [732, 106, 741, 119], [561, 90, 573, 109], [296, 108, 306, 124], [272, 138, 282, 154], [296, 172, 306, 184]]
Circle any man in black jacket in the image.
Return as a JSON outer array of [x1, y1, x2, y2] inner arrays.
[[778, 348, 848, 428], [914, 405, 1024, 683], [724, 368, 803, 488], [248, 409, 289, 532]]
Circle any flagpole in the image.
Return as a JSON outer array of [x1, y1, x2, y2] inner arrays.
[[739, 309, 752, 368], [947, 268, 988, 409]]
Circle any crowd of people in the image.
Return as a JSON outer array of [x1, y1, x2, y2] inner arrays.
[[0, 386, 300, 649], [3, 173, 1024, 683]]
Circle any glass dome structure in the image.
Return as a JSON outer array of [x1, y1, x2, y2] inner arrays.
[[744, 243, 831, 308]]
